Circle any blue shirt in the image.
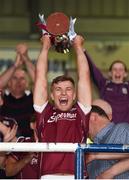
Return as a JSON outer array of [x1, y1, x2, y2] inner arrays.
[[87, 122, 129, 179]]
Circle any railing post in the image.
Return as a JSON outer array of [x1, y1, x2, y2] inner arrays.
[[75, 145, 84, 179]]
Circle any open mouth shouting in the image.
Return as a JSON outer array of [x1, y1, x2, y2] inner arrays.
[[114, 75, 121, 80], [59, 98, 68, 105]]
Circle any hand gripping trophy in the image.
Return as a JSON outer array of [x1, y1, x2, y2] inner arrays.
[[36, 12, 77, 53]]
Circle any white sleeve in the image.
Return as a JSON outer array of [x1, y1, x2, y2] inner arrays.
[[77, 101, 91, 115], [33, 101, 48, 113]]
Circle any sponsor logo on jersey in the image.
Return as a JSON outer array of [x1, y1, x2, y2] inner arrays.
[[47, 112, 77, 123]]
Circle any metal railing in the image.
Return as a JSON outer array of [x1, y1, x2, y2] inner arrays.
[[1, 143, 129, 179]]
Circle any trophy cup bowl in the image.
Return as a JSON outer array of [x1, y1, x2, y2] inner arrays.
[[46, 12, 71, 53], [46, 12, 69, 36]]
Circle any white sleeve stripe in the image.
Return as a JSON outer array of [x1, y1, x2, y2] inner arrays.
[[77, 101, 91, 115], [33, 101, 48, 113]]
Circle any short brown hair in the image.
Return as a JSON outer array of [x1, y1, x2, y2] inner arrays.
[[51, 75, 75, 88], [109, 60, 127, 72]]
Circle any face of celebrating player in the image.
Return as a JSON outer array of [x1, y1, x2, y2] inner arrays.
[[51, 80, 76, 111]]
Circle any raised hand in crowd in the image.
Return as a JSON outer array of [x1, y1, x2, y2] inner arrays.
[[16, 43, 35, 82], [0, 121, 17, 142], [0, 51, 23, 90]]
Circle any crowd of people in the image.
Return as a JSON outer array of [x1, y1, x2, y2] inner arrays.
[[0, 34, 129, 179]]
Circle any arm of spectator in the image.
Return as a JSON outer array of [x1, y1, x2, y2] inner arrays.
[[5, 152, 35, 177], [22, 54, 35, 82], [0, 54, 22, 89], [34, 35, 51, 107], [16, 43, 35, 82], [96, 158, 129, 179], [84, 50, 106, 88], [86, 152, 129, 164], [72, 35, 92, 108]]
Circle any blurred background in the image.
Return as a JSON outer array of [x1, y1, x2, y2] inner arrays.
[[0, 0, 129, 97]]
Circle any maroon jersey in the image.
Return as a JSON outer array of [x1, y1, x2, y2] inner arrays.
[[10, 137, 38, 179], [35, 102, 90, 177]]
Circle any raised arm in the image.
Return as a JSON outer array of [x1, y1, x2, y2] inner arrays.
[[0, 54, 22, 89], [33, 35, 51, 106], [72, 35, 92, 107], [16, 43, 35, 82], [84, 50, 106, 88]]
